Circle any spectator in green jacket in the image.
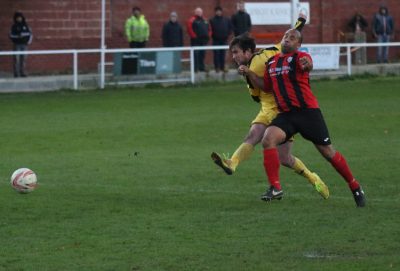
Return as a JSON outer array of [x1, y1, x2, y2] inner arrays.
[[125, 6, 150, 48]]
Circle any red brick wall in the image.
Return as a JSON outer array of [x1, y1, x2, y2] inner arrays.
[[0, 0, 399, 74]]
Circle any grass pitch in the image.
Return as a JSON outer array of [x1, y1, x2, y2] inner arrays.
[[0, 77, 399, 271]]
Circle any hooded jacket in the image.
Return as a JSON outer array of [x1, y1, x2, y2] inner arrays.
[[125, 14, 150, 42], [9, 12, 32, 45], [372, 6, 394, 35]]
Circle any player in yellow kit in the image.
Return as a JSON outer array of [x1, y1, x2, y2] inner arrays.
[[211, 15, 329, 199]]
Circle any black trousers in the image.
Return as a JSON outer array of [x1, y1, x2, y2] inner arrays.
[[129, 41, 146, 48], [212, 39, 227, 71], [191, 39, 208, 72], [13, 44, 27, 77]]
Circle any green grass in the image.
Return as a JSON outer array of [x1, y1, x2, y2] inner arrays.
[[0, 77, 399, 271]]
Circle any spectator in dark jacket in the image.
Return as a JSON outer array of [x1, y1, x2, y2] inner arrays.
[[187, 7, 212, 72], [372, 5, 394, 63], [9, 11, 32, 77], [210, 6, 232, 72], [162, 11, 183, 47], [231, 1, 251, 36]]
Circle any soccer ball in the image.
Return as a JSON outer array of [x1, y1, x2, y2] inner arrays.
[[10, 168, 38, 193]]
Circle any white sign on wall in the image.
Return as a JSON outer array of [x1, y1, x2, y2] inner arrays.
[[300, 46, 340, 70], [245, 2, 310, 25]]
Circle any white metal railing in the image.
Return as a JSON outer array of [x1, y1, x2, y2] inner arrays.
[[1, 42, 399, 90]]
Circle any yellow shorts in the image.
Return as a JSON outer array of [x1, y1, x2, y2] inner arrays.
[[251, 106, 294, 141], [251, 106, 278, 126]]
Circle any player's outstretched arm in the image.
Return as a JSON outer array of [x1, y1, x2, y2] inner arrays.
[[294, 12, 307, 32]]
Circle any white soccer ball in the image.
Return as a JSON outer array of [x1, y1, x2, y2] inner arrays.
[[10, 168, 38, 193]]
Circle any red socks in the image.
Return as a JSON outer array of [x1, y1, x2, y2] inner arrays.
[[263, 148, 281, 190], [330, 151, 360, 190], [264, 149, 360, 192]]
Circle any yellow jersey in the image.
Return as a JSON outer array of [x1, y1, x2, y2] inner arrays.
[[244, 44, 281, 125]]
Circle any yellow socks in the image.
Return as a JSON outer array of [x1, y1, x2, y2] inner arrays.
[[292, 157, 316, 185], [230, 143, 254, 171]]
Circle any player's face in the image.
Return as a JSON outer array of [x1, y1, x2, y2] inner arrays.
[[281, 29, 301, 54], [230, 45, 252, 65], [133, 10, 141, 17]]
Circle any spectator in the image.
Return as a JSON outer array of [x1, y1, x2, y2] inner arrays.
[[348, 12, 368, 33], [231, 1, 252, 36], [187, 7, 212, 72], [9, 11, 32, 78], [372, 5, 394, 63], [125, 6, 150, 48], [210, 6, 232, 72], [348, 12, 368, 65], [162, 12, 183, 47]]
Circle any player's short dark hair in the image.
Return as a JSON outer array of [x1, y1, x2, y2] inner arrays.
[[132, 6, 141, 12], [215, 6, 223, 12], [229, 34, 256, 53]]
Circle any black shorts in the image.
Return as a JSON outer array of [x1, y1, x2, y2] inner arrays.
[[270, 108, 332, 145]]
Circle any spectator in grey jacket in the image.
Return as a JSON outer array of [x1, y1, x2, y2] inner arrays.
[[9, 12, 32, 77], [372, 5, 394, 63]]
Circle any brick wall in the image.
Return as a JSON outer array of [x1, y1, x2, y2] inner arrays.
[[0, 0, 399, 74]]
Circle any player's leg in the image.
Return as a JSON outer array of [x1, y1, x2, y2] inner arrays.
[[315, 144, 365, 207], [211, 123, 265, 175], [277, 141, 329, 199], [231, 123, 266, 170], [296, 109, 365, 207], [260, 125, 287, 201]]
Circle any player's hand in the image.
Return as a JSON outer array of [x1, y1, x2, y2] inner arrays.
[[299, 56, 312, 71], [299, 11, 307, 21], [238, 65, 249, 75]]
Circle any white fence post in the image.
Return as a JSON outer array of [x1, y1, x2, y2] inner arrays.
[[100, 0, 106, 89], [190, 48, 195, 84], [346, 45, 352, 76], [73, 50, 78, 90], [100, 47, 105, 89]]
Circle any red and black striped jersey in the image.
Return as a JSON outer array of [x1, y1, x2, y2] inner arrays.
[[263, 51, 319, 112]]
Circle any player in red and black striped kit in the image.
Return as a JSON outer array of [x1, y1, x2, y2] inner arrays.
[[240, 29, 366, 207]]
